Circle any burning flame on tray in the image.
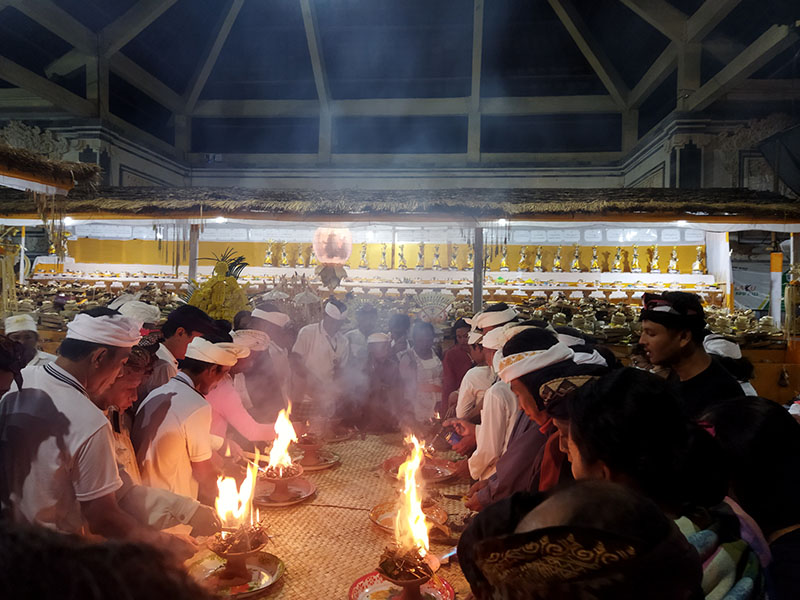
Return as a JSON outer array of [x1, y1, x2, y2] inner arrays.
[[216, 448, 260, 531], [395, 435, 429, 557], [267, 404, 298, 476]]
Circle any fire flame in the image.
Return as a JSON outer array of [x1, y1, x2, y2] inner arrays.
[[267, 404, 297, 475], [216, 448, 259, 530], [395, 435, 429, 556]]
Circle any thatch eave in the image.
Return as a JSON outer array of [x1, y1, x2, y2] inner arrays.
[[0, 144, 101, 191]]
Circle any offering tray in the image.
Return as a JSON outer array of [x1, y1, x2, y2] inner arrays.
[[188, 549, 284, 598], [382, 455, 457, 484], [369, 501, 451, 541], [349, 570, 454, 600]]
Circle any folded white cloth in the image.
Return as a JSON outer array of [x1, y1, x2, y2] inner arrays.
[[467, 330, 484, 345], [482, 323, 538, 351], [118, 301, 161, 325], [573, 349, 608, 367], [251, 308, 290, 328], [185, 337, 250, 366], [232, 329, 270, 351], [367, 332, 391, 344], [703, 334, 742, 359], [66, 313, 142, 347], [324, 302, 346, 320], [465, 307, 518, 331], [498, 343, 574, 383], [557, 333, 586, 348], [5, 313, 36, 334]]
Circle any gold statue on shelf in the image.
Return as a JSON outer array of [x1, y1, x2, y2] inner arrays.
[[533, 246, 543, 272], [280, 244, 290, 267], [570, 245, 581, 272], [379, 243, 388, 269], [649, 245, 660, 273], [631, 245, 641, 273], [309, 247, 318, 267], [518, 246, 528, 271], [590, 246, 601, 272], [264, 240, 274, 266], [358, 241, 368, 268], [416, 241, 425, 270], [499, 245, 509, 272], [398, 245, 408, 270], [611, 247, 622, 272], [668, 246, 679, 273], [692, 246, 704, 274], [552, 246, 563, 272], [433, 245, 442, 270], [449, 244, 459, 270], [466, 245, 474, 269]]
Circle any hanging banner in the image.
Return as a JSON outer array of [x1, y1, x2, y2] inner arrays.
[[733, 264, 770, 310]]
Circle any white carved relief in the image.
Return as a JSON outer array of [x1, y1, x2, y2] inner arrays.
[[0, 121, 75, 159]]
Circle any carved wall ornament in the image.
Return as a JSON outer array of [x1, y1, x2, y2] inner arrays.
[[0, 120, 75, 159]]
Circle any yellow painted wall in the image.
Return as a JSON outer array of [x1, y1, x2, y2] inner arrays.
[[65, 239, 705, 275]]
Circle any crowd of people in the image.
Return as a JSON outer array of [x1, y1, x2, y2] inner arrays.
[[0, 290, 797, 599]]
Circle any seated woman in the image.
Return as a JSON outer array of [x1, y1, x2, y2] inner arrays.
[[700, 397, 800, 600], [458, 480, 703, 600], [566, 368, 764, 599], [398, 321, 443, 423]]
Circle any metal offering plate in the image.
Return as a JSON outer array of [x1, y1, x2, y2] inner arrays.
[[349, 571, 454, 600], [187, 550, 285, 598]]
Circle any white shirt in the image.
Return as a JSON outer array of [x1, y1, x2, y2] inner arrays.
[[292, 322, 349, 391], [133, 372, 213, 500], [468, 380, 518, 481], [0, 363, 122, 533], [399, 348, 443, 421], [28, 349, 56, 367], [345, 329, 368, 366], [268, 341, 290, 397], [139, 343, 179, 400], [455, 366, 495, 419]]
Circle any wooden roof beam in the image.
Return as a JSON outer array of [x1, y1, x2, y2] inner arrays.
[[0, 55, 95, 117], [619, 0, 688, 42], [546, 0, 629, 109], [688, 24, 799, 112], [109, 53, 184, 113], [7, 0, 96, 54], [99, 0, 180, 59], [687, 0, 743, 43], [184, 0, 244, 113], [468, 0, 484, 162], [628, 42, 677, 108], [299, 0, 331, 161]]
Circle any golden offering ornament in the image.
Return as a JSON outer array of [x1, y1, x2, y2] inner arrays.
[[398, 245, 408, 270], [264, 240, 274, 266], [668, 246, 679, 274], [433, 245, 442, 270], [692, 246, 704, 274], [552, 246, 563, 273], [650, 245, 660, 273], [533, 246, 543, 272], [590, 246, 601, 272], [449, 244, 459, 270], [466, 245, 474, 269], [570, 245, 581, 272], [379, 243, 388, 270], [416, 241, 425, 270], [518, 245, 528, 272], [611, 247, 622, 273], [499, 245, 509, 272], [630, 245, 641, 273], [359, 241, 369, 269], [280, 245, 290, 267]]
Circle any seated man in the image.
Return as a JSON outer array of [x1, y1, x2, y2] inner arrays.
[[133, 335, 249, 506], [4, 313, 55, 367], [0, 308, 194, 559]]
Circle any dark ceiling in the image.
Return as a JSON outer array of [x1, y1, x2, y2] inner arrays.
[[0, 0, 797, 158]]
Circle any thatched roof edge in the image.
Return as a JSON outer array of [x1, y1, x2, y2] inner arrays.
[[0, 144, 101, 189]]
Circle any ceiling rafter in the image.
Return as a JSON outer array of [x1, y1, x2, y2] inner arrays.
[[7, 0, 96, 54], [109, 53, 184, 113], [687, 0, 743, 43], [628, 42, 678, 108], [689, 23, 799, 111], [299, 0, 331, 161], [618, 0, 688, 42], [0, 54, 95, 117], [99, 0, 180, 59], [467, 0, 484, 162], [184, 0, 244, 114], [546, 0, 630, 109]]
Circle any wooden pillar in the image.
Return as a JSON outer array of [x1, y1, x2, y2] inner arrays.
[[472, 226, 484, 314]]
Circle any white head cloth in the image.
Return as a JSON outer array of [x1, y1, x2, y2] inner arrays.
[[482, 323, 539, 351], [573, 349, 608, 367], [367, 332, 391, 344], [498, 343, 575, 383], [185, 337, 250, 366], [467, 330, 484, 345], [251, 308, 291, 328], [66, 313, 142, 347], [232, 329, 270, 352], [465, 307, 518, 331], [5, 314, 36, 334], [703, 334, 742, 359], [557, 333, 586, 348], [492, 350, 504, 374], [118, 301, 161, 325], [324, 302, 346, 320]]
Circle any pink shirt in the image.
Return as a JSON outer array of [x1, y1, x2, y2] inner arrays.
[[204, 375, 274, 443]]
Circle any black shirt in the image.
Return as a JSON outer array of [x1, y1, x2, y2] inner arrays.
[[674, 357, 745, 418]]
